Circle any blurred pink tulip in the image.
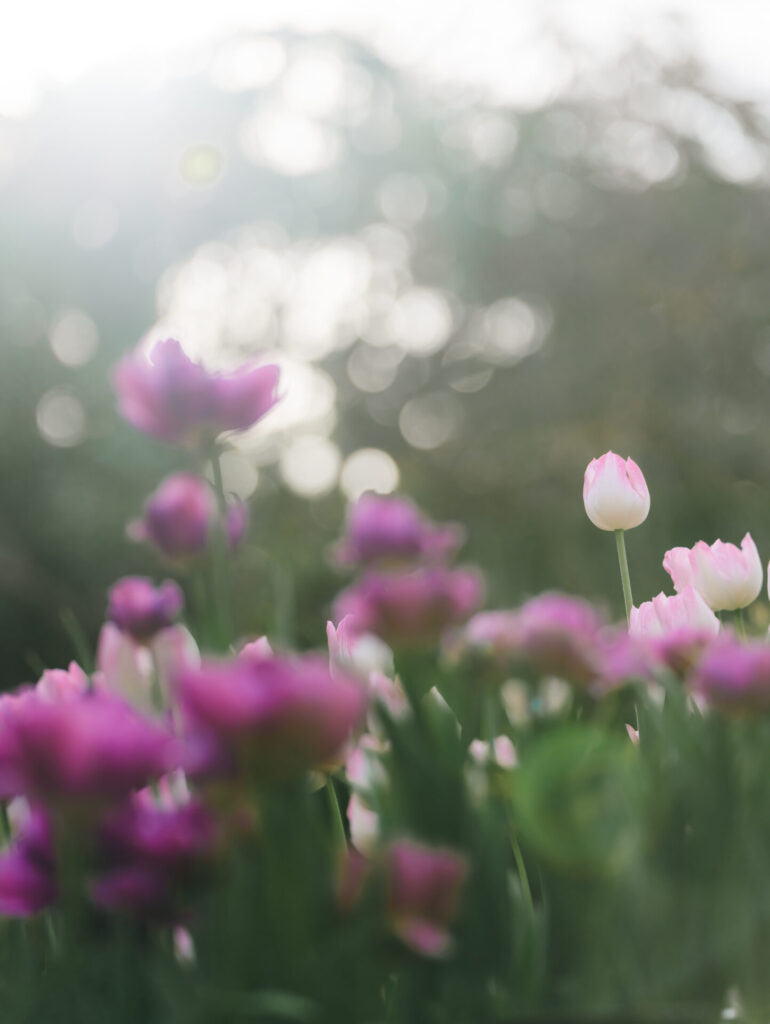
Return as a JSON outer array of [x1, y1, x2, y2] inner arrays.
[[113, 338, 280, 448], [334, 567, 483, 648], [385, 839, 469, 958]]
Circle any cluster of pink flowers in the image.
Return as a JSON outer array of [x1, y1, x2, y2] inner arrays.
[[0, 338, 476, 961], [332, 494, 483, 649], [10, 332, 770, 975], [582, 450, 770, 708]]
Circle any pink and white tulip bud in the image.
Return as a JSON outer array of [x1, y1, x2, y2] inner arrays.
[[629, 586, 720, 639], [663, 533, 762, 612], [583, 452, 650, 532]]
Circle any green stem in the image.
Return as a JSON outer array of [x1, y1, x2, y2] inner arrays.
[[614, 529, 634, 625], [737, 607, 747, 640], [510, 826, 534, 918], [325, 776, 347, 855], [209, 447, 235, 648]]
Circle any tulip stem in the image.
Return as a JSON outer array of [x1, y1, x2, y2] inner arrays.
[[325, 775, 347, 855], [614, 529, 634, 625], [209, 447, 235, 648], [737, 608, 747, 640]]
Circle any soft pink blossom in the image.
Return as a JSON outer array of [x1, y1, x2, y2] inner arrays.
[[113, 338, 280, 447], [663, 533, 763, 611], [97, 622, 199, 713], [583, 451, 650, 532], [35, 662, 90, 701], [629, 586, 720, 639]]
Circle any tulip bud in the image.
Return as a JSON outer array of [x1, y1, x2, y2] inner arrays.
[[129, 473, 249, 560], [663, 533, 762, 612], [583, 452, 650, 532], [107, 577, 184, 643]]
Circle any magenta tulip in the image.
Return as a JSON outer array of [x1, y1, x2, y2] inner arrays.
[[107, 577, 183, 643], [334, 568, 483, 648], [333, 494, 463, 568], [129, 472, 248, 560], [176, 654, 367, 782]]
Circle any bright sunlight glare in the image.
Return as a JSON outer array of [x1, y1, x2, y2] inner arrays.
[[2, 0, 770, 118]]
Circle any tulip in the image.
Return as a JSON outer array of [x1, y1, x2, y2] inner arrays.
[[327, 616, 394, 682], [333, 567, 483, 648], [594, 629, 656, 692], [506, 592, 605, 687], [176, 654, 367, 782], [35, 662, 91, 701], [384, 839, 469, 958], [238, 636, 273, 664], [583, 452, 650, 624], [663, 533, 763, 612], [468, 736, 517, 769], [0, 691, 174, 802], [113, 338, 280, 447], [96, 622, 200, 713], [448, 595, 607, 688], [100, 799, 215, 868], [0, 846, 56, 917], [651, 627, 720, 677], [333, 494, 464, 568], [107, 577, 184, 643], [629, 586, 720, 639], [583, 452, 650, 532], [129, 473, 249, 560], [688, 636, 770, 713]]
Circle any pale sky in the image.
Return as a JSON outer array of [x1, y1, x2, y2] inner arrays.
[[1, 0, 769, 117]]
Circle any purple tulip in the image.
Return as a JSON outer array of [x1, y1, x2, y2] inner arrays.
[[101, 799, 215, 869], [689, 636, 770, 713], [0, 691, 174, 802], [651, 626, 720, 677], [107, 577, 184, 642], [113, 338, 280, 447], [129, 473, 248, 560], [90, 863, 175, 919], [334, 494, 464, 568], [334, 568, 483, 648], [177, 654, 367, 782], [385, 839, 469, 958], [0, 801, 55, 918], [0, 845, 56, 917]]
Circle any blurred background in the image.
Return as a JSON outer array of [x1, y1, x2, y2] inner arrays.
[[3, 0, 770, 678]]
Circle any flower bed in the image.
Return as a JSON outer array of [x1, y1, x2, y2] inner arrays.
[[0, 338, 766, 1022]]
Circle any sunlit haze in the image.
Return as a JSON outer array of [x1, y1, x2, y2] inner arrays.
[[2, 0, 770, 118]]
